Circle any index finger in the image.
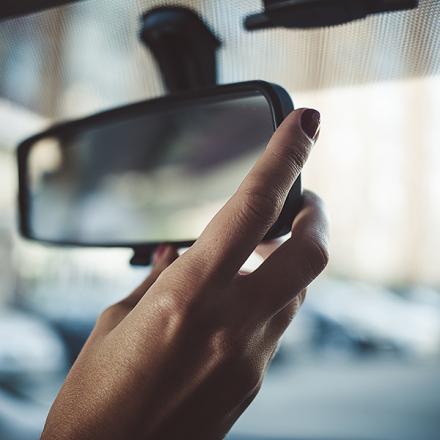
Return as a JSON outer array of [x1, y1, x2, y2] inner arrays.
[[188, 108, 320, 281]]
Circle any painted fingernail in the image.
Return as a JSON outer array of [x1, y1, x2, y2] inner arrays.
[[152, 244, 167, 265], [301, 109, 321, 141]]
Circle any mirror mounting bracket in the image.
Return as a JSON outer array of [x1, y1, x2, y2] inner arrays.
[[140, 6, 221, 94]]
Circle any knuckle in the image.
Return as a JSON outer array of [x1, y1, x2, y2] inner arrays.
[[303, 189, 324, 207], [209, 327, 242, 358], [238, 186, 282, 228], [156, 289, 190, 320], [97, 303, 126, 325], [140, 290, 191, 342], [271, 140, 308, 177], [303, 235, 330, 277]]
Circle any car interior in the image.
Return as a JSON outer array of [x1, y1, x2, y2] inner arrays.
[[0, 1, 439, 439]]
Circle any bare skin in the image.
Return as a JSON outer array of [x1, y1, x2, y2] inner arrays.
[[41, 108, 329, 440]]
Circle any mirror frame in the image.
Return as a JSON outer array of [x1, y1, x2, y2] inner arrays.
[[17, 80, 302, 256]]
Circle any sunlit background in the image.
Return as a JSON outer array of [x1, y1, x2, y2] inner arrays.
[[0, 1, 439, 440]]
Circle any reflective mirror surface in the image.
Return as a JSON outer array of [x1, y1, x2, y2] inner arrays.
[[26, 93, 275, 244]]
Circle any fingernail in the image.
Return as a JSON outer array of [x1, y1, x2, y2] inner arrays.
[[301, 109, 321, 141], [152, 244, 167, 266]]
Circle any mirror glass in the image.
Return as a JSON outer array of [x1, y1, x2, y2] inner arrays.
[[26, 92, 275, 244]]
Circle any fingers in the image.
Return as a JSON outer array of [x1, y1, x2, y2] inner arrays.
[[189, 108, 320, 281], [123, 245, 179, 307], [94, 245, 178, 336], [243, 191, 329, 321]]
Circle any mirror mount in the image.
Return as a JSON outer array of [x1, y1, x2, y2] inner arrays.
[[140, 6, 221, 94]]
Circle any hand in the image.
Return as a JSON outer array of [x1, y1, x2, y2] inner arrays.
[[42, 108, 329, 440]]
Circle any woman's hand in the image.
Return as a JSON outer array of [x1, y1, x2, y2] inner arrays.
[[42, 108, 329, 440]]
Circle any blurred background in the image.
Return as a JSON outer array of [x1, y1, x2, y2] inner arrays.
[[0, 1, 439, 439]]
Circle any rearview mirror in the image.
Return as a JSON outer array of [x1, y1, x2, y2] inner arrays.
[[17, 81, 302, 263]]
